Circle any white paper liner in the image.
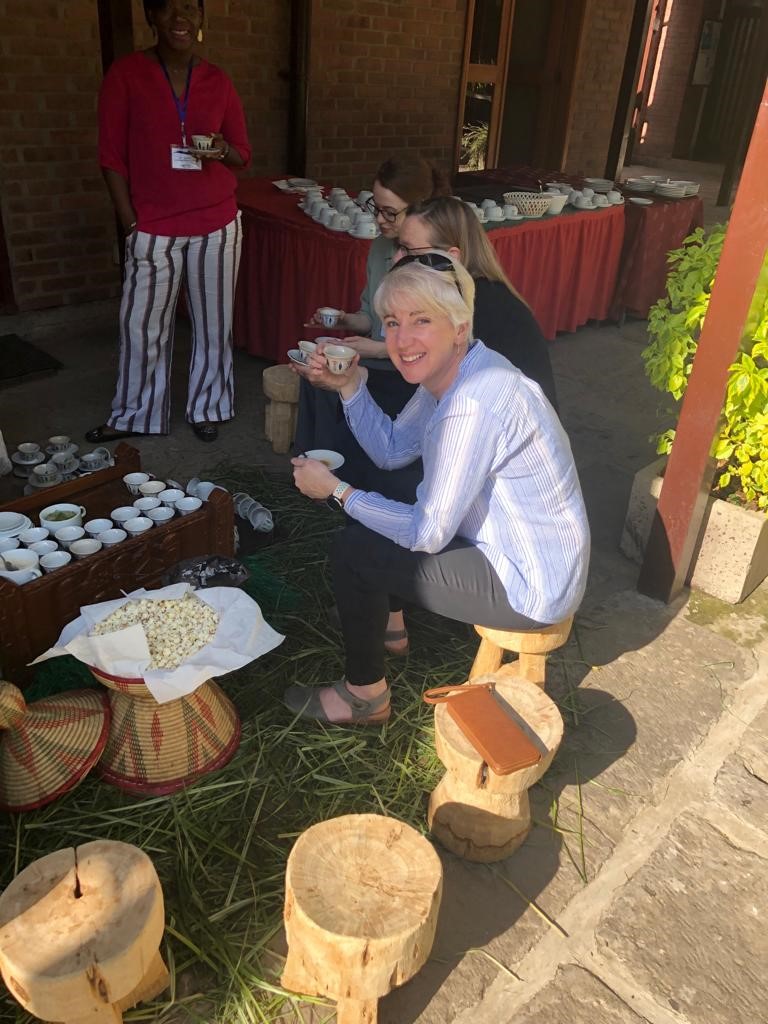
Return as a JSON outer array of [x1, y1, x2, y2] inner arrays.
[[33, 583, 284, 703]]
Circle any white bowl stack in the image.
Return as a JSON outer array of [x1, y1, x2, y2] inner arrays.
[[654, 180, 688, 199], [583, 177, 614, 194], [623, 177, 656, 194]]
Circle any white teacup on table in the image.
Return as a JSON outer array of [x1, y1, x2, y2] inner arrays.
[[503, 204, 518, 218], [123, 471, 150, 496], [70, 538, 102, 559], [17, 442, 41, 462], [319, 206, 335, 227], [124, 516, 153, 536], [0, 537, 20, 554], [56, 526, 85, 550], [30, 540, 58, 557], [134, 496, 161, 513], [85, 518, 113, 536], [299, 340, 318, 361], [159, 488, 185, 507], [51, 452, 79, 474], [139, 480, 166, 498], [332, 213, 351, 230], [2, 549, 39, 572], [147, 506, 175, 525], [80, 451, 108, 472], [175, 496, 203, 516], [19, 527, 49, 546], [99, 528, 127, 547], [486, 206, 504, 221], [111, 506, 139, 524], [40, 551, 71, 572], [47, 435, 70, 452]]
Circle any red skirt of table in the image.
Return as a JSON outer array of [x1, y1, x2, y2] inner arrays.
[[234, 178, 625, 358], [610, 195, 705, 319]]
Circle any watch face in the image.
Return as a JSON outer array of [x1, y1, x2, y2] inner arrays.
[[326, 494, 344, 511]]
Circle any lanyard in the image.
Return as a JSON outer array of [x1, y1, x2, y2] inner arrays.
[[157, 54, 194, 147]]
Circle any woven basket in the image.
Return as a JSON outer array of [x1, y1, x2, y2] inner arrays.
[[502, 191, 553, 218], [91, 668, 241, 796]]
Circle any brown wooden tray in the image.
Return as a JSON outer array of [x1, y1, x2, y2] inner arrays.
[[0, 444, 234, 683]]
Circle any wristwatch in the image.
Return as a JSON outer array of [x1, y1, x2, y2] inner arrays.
[[326, 481, 350, 511]]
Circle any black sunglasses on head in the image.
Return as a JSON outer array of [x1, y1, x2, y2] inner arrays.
[[388, 252, 463, 296]]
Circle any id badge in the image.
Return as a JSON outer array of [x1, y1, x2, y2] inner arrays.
[[171, 144, 202, 171]]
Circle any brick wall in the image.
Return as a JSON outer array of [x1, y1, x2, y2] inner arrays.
[[305, 0, 467, 191], [563, 0, 635, 176], [636, 0, 704, 161], [0, 0, 289, 312]]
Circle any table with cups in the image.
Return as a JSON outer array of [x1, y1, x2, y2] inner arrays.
[[0, 445, 235, 681], [233, 176, 626, 357]]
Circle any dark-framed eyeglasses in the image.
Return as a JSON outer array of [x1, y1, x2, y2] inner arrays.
[[395, 242, 444, 259], [388, 252, 462, 297], [363, 197, 407, 223]]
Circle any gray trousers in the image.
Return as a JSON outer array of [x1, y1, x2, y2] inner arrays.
[[108, 212, 242, 434]]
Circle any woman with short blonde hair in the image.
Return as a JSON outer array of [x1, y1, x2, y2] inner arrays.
[[286, 255, 588, 726]]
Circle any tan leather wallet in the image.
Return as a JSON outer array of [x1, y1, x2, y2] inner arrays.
[[423, 682, 542, 775]]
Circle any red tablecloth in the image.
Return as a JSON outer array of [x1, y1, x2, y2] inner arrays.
[[233, 178, 625, 356], [233, 178, 370, 362], [610, 196, 705, 319]]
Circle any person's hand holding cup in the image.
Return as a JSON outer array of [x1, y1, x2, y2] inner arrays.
[[295, 338, 361, 397], [307, 306, 345, 329]]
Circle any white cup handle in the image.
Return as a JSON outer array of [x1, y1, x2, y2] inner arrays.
[[30, 569, 42, 579], [79, 506, 87, 518]]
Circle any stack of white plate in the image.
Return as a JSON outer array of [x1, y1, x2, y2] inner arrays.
[[676, 180, 701, 196], [583, 177, 614, 193], [654, 180, 687, 199], [623, 178, 655, 193], [0, 511, 33, 540]]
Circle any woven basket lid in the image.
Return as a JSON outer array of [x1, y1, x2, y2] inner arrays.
[[0, 682, 111, 812]]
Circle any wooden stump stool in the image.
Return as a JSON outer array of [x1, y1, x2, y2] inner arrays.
[[428, 675, 563, 862], [282, 814, 443, 1024], [0, 839, 168, 1024], [470, 616, 573, 688], [262, 364, 300, 454]]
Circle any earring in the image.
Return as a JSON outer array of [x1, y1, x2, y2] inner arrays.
[[197, 28, 203, 42]]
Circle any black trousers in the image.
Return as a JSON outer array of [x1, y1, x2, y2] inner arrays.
[[332, 523, 551, 685]]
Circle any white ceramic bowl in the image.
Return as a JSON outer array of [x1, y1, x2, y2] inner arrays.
[[324, 344, 356, 375], [134, 496, 161, 512], [99, 528, 128, 547], [55, 526, 85, 549], [159, 488, 185, 507], [30, 540, 58, 557], [0, 537, 20, 553], [147, 506, 175, 524], [39, 503, 85, 533], [2, 548, 39, 571], [174, 496, 203, 516], [139, 480, 166, 498], [123, 472, 150, 495], [70, 538, 102, 559], [40, 551, 72, 572], [544, 193, 568, 215], [19, 527, 50, 546], [111, 506, 138, 524], [123, 516, 153, 536], [85, 518, 113, 536]]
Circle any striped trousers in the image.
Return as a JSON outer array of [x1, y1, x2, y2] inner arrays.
[[107, 213, 242, 435]]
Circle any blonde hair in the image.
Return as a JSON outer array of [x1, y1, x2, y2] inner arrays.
[[373, 252, 475, 342], [405, 196, 530, 307]]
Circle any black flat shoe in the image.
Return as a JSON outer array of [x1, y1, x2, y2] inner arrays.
[[192, 422, 218, 443], [85, 424, 147, 443]]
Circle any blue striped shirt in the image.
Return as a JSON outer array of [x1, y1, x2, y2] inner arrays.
[[341, 341, 590, 622]]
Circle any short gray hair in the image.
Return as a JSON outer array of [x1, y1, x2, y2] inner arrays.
[[373, 252, 475, 340]]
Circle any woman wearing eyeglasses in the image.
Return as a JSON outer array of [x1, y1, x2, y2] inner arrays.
[[397, 196, 558, 411], [294, 156, 451, 496], [286, 255, 589, 726]]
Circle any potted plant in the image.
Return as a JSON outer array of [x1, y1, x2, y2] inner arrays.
[[621, 224, 768, 603]]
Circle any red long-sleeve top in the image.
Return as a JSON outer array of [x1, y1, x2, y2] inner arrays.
[[98, 51, 252, 236]]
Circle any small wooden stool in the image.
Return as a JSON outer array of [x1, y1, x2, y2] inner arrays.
[[469, 616, 573, 688], [262, 364, 300, 454], [428, 674, 563, 862], [282, 813, 442, 1024], [0, 839, 168, 1024]]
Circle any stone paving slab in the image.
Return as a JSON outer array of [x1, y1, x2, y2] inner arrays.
[[507, 964, 645, 1023], [594, 812, 768, 1024], [713, 702, 768, 834]]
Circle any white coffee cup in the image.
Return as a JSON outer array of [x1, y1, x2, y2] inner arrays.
[[47, 435, 70, 451], [333, 213, 351, 230], [134, 496, 162, 512], [2, 548, 39, 571], [111, 506, 138, 524], [123, 472, 150, 495], [19, 527, 49, 546], [175, 496, 203, 516], [56, 526, 85, 549], [17, 442, 41, 460], [70, 538, 102, 559], [147, 506, 175, 524], [39, 504, 85, 533], [299, 340, 318, 360], [487, 206, 504, 221], [123, 516, 153, 535], [324, 344, 356, 375], [40, 551, 71, 572], [357, 221, 377, 238], [582, 186, 595, 198], [0, 537, 20, 554], [85, 518, 113, 536], [318, 307, 342, 328], [320, 206, 335, 227], [481, 198, 497, 210], [99, 528, 127, 547], [80, 452, 107, 472], [607, 190, 622, 203], [192, 133, 213, 150], [503, 204, 519, 218], [159, 488, 185, 507], [139, 480, 166, 498], [0, 567, 42, 584], [30, 540, 58, 557]]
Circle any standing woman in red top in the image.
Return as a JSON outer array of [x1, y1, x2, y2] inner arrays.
[[87, 0, 251, 444]]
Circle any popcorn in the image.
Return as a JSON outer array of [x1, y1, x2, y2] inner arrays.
[[91, 593, 219, 670]]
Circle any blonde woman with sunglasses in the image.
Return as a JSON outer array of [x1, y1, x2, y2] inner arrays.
[[287, 255, 589, 726]]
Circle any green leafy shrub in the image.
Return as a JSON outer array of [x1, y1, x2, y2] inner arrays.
[[642, 225, 768, 510]]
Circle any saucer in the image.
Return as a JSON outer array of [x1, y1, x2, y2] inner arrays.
[[628, 197, 653, 206], [0, 513, 32, 538], [12, 451, 45, 466], [327, 223, 351, 232], [348, 228, 378, 240], [287, 349, 307, 365]]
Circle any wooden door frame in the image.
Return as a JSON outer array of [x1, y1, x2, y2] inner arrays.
[[454, 0, 516, 172], [604, 0, 656, 179]]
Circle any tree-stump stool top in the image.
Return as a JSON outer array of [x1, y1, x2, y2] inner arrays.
[[286, 814, 442, 939]]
